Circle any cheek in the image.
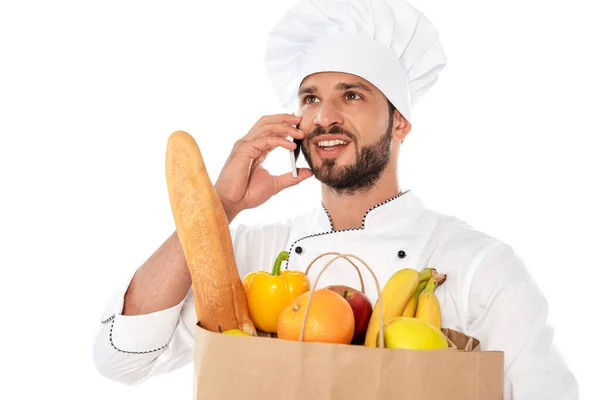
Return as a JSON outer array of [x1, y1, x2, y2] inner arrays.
[[361, 114, 389, 142], [297, 111, 316, 131]]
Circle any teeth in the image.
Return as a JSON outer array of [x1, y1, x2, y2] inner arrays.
[[317, 139, 348, 147]]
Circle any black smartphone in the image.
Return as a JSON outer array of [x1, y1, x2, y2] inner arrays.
[[293, 137, 301, 161], [290, 125, 302, 178]]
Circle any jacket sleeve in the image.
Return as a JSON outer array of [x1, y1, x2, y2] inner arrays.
[[92, 221, 293, 386], [465, 243, 579, 400], [93, 227, 243, 385], [92, 276, 197, 385]]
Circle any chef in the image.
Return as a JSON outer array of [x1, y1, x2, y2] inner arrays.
[[93, 0, 579, 398]]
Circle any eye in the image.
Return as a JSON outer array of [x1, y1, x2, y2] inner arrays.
[[303, 95, 319, 104], [345, 92, 363, 101]]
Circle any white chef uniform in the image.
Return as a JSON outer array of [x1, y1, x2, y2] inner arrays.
[[93, 190, 578, 399], [93, 0, 579, 398]]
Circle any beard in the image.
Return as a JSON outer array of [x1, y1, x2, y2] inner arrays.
[[300, 114, 394, 196]]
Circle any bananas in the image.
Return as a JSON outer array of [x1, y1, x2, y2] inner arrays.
[[415, 272, 445, 329], [364, 267, 432, 347], [401, 279, 427, 318], [364, 267, 446, 348]]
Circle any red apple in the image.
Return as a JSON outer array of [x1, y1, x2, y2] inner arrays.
[[324, 285, 373, 344]]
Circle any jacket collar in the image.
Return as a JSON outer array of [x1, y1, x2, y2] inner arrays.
[[313, 189, 426, 233]]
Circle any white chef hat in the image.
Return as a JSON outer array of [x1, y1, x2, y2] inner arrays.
[[264, 0, 447, 123]]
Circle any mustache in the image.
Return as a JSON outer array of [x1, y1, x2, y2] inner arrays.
[[306, 125, 356, 143]]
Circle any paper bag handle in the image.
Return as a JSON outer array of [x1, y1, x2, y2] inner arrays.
[[304, 251, 365, 293], [300, 253, 385, 349]]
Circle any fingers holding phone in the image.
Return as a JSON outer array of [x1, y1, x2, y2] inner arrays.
[[214, 113, 312, 219]]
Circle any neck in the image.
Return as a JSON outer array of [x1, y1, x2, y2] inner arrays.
[[321, 167, 402, 231]]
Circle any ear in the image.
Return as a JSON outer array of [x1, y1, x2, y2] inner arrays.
[[392, 110, 411, 143]]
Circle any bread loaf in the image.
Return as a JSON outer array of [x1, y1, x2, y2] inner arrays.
[[165, 130, 256, 335]]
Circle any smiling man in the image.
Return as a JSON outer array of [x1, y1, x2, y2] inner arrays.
[[93, 1, 579, 399]]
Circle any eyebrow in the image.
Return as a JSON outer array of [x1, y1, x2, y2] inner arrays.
[[297, 82, 373, 97]]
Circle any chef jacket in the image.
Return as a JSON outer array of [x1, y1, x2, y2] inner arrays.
[[93, 189, 579, 399]]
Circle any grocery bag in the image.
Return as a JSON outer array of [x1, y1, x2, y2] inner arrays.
[[193, 252, 504, 400]]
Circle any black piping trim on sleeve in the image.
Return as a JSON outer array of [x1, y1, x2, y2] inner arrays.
[[284, 190, 411, 269], [101, 315, 115, 324], [104, 313, 168, 354]]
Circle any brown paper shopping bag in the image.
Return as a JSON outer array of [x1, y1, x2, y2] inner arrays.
[[194, 253, 504, 400]]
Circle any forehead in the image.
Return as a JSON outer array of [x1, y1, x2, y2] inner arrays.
[[299, 71, 379, 92]]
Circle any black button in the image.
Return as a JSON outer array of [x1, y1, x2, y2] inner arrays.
[[397, 250, 406, 259], [295, 246, 303, 254]]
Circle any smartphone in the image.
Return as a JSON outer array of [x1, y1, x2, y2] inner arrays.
[[290, 125, 301, 178]]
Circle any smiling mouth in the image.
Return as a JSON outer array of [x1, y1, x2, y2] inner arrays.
[[317, 139, 349, 150], [313, 139, 350, 158]]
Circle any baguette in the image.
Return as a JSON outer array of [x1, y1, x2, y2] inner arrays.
[[165, 130, 256, 335]]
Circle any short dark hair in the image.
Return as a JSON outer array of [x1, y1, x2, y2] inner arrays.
[[386, 99, 406, 145], [387, 98, 396, 117], [387, 99, 402, 118]]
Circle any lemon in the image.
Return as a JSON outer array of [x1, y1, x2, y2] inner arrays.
[[377, 317, 448, 350]]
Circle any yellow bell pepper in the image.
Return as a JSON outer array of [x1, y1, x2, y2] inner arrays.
[[243, 250, 310, 333]]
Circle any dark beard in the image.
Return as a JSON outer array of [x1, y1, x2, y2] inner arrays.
[[300, 114, 393, 196]]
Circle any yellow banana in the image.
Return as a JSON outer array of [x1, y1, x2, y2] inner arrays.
[[401, 279, 427, 317], [415, 276, 442, 329], [364, 267, 431, 347]]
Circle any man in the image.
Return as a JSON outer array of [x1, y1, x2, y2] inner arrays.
[[93, 0, 579, 398]]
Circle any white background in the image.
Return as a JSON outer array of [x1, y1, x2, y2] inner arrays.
[[1, 0, 598, 398]]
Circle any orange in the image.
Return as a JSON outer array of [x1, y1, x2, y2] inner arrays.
[[277, 289, 355, 344]]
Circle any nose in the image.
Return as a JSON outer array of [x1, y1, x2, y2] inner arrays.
[[313, 101, 344, 129]]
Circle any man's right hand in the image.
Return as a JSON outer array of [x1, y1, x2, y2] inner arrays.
[[214, 113, 313, 221]]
